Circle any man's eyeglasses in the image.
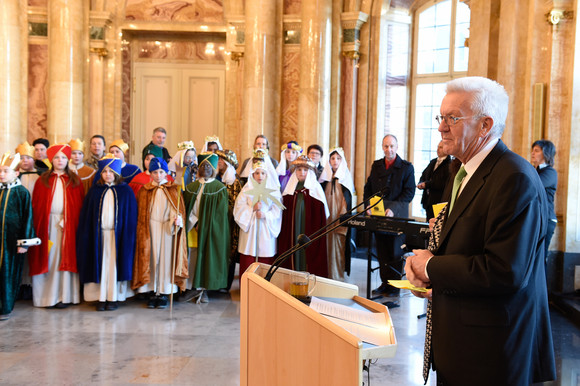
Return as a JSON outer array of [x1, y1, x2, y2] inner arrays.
[[435, 114, 482, 126]]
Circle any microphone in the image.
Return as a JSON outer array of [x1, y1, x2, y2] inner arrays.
[[297, 234, 310, 245], [263, 187, 389, 282]]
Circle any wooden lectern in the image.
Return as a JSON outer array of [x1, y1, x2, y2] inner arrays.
[[240, 263, 397, 386]]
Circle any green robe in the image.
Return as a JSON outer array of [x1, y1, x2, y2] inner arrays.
[[184, 179, 230, 290], [0, 181, 35, 315]]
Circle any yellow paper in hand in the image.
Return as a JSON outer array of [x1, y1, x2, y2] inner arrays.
[[432, 202, 447, 218], [388, 279, 428, 293], [369, 195, 385, 216], [48, 239, 53, 253]]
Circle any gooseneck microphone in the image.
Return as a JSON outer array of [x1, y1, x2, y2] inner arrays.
[[263, 185, 391, 281]]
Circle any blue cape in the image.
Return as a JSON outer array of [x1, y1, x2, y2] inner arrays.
[[76, 182, 137, 284]]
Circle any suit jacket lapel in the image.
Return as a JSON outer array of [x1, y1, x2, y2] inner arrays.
[[438, 141, 508, 250]]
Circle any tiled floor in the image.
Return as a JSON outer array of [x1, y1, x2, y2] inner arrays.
[[1, 257, 578, 385]]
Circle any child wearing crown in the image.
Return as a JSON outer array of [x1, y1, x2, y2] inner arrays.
[[132, 158, 188, 309], [29, 144, 84, 308], [0, 152, 37, 320], [68, 138, 96, 194], [278, 155, 329, 277], [234, 158, 283, 279], [275, 141, 302, 192], [77, 154, 137, 311], [183, 153, 229, 303]]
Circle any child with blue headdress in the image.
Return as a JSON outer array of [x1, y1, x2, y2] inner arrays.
[[133, 157, 188, 309], [77, 154, 137, 311]]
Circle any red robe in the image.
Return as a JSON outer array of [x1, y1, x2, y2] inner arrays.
[[278, 188, 328, 278], [28, 173, 84, 275], [128, 172, 173, 197]]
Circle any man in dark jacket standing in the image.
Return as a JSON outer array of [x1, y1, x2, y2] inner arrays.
[[418, 141, 452, 220], [363, 134, 415, 296]]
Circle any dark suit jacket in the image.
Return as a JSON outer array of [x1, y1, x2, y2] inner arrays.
[[363, 155, 415, 218], [428, 141, 556, 385], [419, 155, 452, 218], [537, 165, 557, 221]]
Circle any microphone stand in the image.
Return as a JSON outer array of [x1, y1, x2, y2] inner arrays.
[[264, 187, 390, 282]]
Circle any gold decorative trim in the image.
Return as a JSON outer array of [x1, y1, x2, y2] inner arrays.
[[342, 51, 360, 60], [89, 47, 109, 57], [546, 9, 574, 25], [230, 51, 244, 62]]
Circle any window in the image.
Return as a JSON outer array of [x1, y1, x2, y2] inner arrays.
[[410, 0, 470, 218]]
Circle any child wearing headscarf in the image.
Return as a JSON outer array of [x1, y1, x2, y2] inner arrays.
[[29, 144, 84, 308], [319, 147, 355, 281], [167, 141, 197, 191], [278, 155, 329, 277], [234, 158, 283, 279], [77, 154, 137, 311], [0, 152, 37, 320], [275, 141, 302, 192], [132, 158, 188, 309]]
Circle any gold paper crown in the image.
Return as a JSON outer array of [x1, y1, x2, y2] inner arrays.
[[329, 146, 344, 155], [0, 152, 21, 170], [178, 141, 195, 151], [281, 142, 302, 153], [68, 138, 85, 152], [290, 155, 315, 172], [252, 148, 268, 159], [15, 141, 35, 158], [204, 135, 220, 143], [252, 159, 266, 170], [110, 139, 129, 154]]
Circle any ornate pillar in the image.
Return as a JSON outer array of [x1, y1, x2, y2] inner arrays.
[[88, 11, 111, 139], [47, 0, 87, 144], [0, 0, 24, 151], [297, 0, 332, 151], [339, 12, 368, 175], [241, 0, 282, 163], [225, 16, 246, 159]]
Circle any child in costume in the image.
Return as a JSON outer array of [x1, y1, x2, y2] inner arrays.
[[77, 154, 137, 311], [216, 149, 242, 291], [275, 141, 302, 192], [15, 142, 40, 298], [15, 142, 40, 196], [278, 155, 329, 277], [168, 141, 197, 191], [106, 139, 141, 183], [129, 150, 174, 196], [133, 158, 188, 309], [184, 153, 229, 303], [0, 153, 37, 320], [68, 138, 96, 194], [29, 144, 84, 308], [319, 147, 354, 281], [201, 135, 223, 153], [234, 158, 283, 279]]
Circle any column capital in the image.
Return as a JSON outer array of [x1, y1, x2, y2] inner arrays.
[[341, 11, 369, 58], [226, 16, 245, 59]]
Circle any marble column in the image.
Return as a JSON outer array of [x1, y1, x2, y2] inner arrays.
[[297, 0, 332, 152], [0, 0, 24, 151], [241, 0, 281, 163], [88, 50, 104, 138], [47, 0, 86, 144]]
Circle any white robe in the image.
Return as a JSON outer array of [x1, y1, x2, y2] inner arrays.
[[83, 189, 134, 302], [137, 186, 179, 295], [32, 178, 80, 307], [234, 175, 282, 257]]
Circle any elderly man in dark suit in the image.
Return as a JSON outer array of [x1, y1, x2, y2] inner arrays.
[[406, 77, 555, 385], [363, 134, 415, 296]]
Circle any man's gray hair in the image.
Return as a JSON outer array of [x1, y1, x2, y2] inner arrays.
[[446, 77, 509, 137], [153, 127, 167, 135]]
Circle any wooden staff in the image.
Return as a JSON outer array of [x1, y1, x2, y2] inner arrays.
[[169, 186, 182, 319]]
